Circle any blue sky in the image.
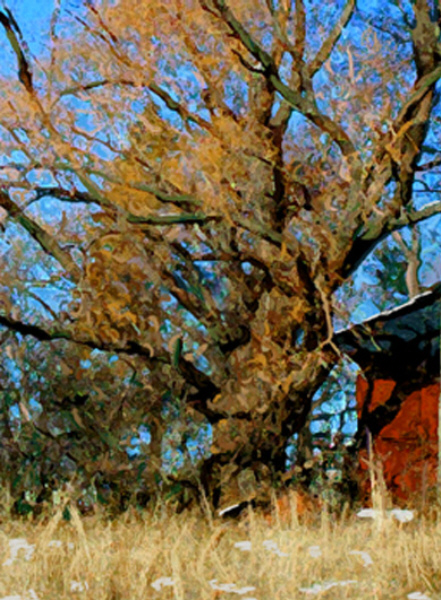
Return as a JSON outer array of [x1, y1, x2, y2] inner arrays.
[[1, 0, 55, 53]]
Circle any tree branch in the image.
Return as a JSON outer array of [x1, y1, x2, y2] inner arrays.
[[2, 185, 227, 342], [411, 0, 439, 78], [386, 200, 441, 231], [341, 200, 441, 279], [0, 309, 225, 420], [395, 64, 441, 126], [55, 78, 214, 135], [114, 213, 222, 227], [294, 0, 306, 62], [29, 180, 299, 257], [307, 0, 356, 78], [149, 82, 213, 131], [355, 7, 409, 45], [0, 8, 33, 94], [201, 0, 356, 157], [416, 156, 441, 171], [208, 0, 275, 72], [32, 184, 218, 226], [361, 4, 441, 221], [0, 190, 81, 281]]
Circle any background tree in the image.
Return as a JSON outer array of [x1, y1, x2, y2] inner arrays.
[[0, 0, 440, 514]]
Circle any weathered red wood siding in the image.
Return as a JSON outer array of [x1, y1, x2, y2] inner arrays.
[[356, 374, 440, 503]]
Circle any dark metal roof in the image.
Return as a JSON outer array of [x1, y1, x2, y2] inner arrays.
[[334, 281, 441, 381]]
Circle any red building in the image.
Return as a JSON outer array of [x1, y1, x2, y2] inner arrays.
[[335, 282, 441, 505]]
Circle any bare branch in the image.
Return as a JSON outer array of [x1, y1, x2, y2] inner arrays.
[[392, 227, 421, 298], [0, 8, 34, 94], [231, 49, 265, 73], [0, 312, 68, 343], [26, 290, 60, 320], [411, 0, 439, 77], [341, 200, 441, 279], [22, 183, 226, 334], [362, 199, 441, 243], [412, 179, 441, 193], [33, 186, 96, 205], [55, 77, 217, 138], [0, 309, 222, 413], [362, 3, 441, 219], [264, 0, 275, 16], [387, 200, 441, 230], [149, 82, 213, 131], [85, 1, 119, 45], [355, 8, 409, 45], [31, 179, 202, 213], [27, 181, 298, 258], [307, 0, 356, 78], [301, 100, 356, 157], [395, 64, 441, 126], [0, 310, 165, 363], [294, 0, 306, 62], [127, 213, 223, 226], [201, 1, 356, 156], [0, 190, 82, 281], [69, 11, 131, 68], [206, 0, 275, 73], [416, 156, 441, 171]]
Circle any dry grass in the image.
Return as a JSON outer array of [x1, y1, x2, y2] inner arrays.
[[0, 487, 440, 600]]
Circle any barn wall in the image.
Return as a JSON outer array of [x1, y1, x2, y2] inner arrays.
[[355, 374, 440, 504]]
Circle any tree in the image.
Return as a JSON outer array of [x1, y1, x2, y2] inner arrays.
[[0, 0, 440, 513]]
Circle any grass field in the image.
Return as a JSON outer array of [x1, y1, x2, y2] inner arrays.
[[0, 485, 440, 600]]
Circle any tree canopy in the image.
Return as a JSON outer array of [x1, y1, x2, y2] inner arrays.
[[0, 0, 440, 516]]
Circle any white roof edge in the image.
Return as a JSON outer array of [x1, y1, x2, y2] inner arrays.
[[334, 287, 439, 337]]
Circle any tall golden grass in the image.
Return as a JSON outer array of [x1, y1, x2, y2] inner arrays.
[[0, 453, 439, 600]]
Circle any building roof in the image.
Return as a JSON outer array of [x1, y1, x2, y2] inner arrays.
[[334, 282, 441, 381]]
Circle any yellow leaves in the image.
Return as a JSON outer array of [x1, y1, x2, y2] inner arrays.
[[97, 323, 121, 345], [192, 136, 222, 181], [106, 160, 162, 216], [76, 320, 100, 343], [104, 299, 129, 320], [212, 116, 243, 150], [211, 419, 237, 453], [279, 371, 296, 395], [289, 297, 306, 321], [108, 243, 137, 266], [247, 352, 267, 369], [161, 155, 188, 190], [263, 320, 271, 338], [102, 1, 174, 42]]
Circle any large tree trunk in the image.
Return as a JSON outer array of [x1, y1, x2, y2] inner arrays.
[[193, 287, 337, 511], [199, 359, 333, 511]]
